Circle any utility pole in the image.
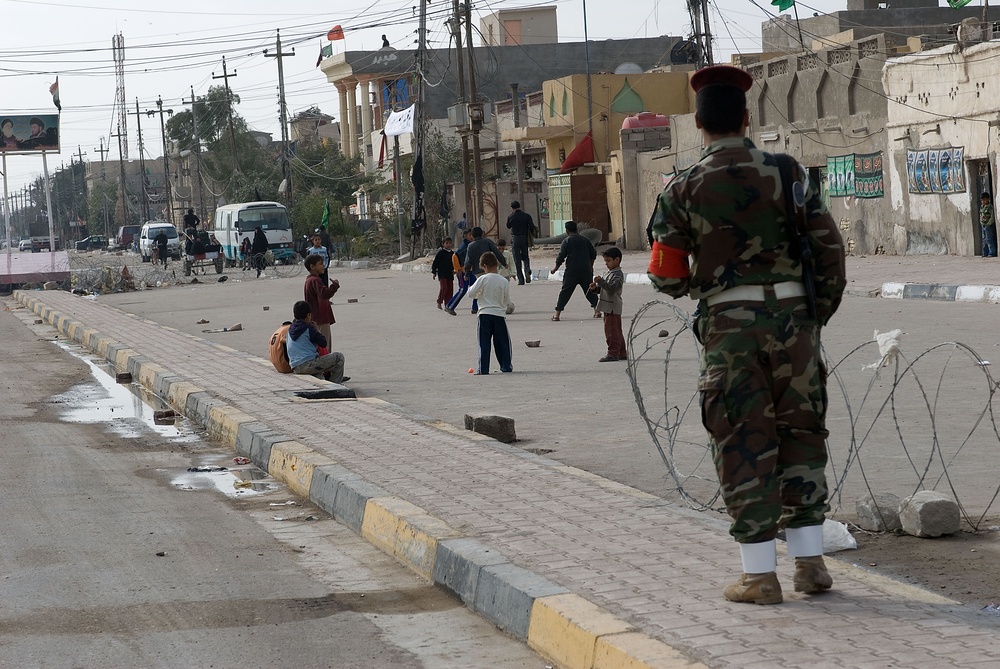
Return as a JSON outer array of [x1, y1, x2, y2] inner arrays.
[[212, 56, 240, 173], [412, 0, 428, 258], [451, 0, 473, 231], [147, 96, 174, 226], [511, 83, 525, 209], [76, 146, 88, 227], [94, 137, 109, 182], [701, 0, 714, 65], [182, 86, 207, 217], [265, 31, 295, 210], [111, 130, 130, 225], [463, 0, 485, 228], [583, 0, 594, 139], [130, 100, 150, 223]]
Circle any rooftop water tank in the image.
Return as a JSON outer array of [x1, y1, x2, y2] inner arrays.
[[622, 112, 669, 130]]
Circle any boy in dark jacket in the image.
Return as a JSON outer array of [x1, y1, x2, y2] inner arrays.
[[551, 220, 599, 320], [286, 301, 347, 383], [431, 237, 456, 310]]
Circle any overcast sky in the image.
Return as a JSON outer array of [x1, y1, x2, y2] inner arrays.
[[0, 0, 852, 195]]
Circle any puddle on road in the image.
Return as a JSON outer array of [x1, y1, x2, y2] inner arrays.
[[170, 465, 279, 499], [50, 341, 198, 444]]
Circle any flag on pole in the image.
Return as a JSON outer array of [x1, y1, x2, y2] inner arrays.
[[321, 199, 330, 228], [315, 43, 333, 67], [327, 25, 345, 41], [49, 77, 61, 111], [770, 0, 794, 11]]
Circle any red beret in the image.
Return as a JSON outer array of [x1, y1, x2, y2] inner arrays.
[[690, 65, 753, 93]]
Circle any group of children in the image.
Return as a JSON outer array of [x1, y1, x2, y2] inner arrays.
[[269, 230, 629, 383], [431, 232, 629, 374]]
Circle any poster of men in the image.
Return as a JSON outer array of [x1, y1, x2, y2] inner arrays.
[[0, 113, 60, 153]]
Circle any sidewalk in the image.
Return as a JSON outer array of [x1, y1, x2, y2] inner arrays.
[[13, 287, 1000, 669], [393, 250, 1000, 302]]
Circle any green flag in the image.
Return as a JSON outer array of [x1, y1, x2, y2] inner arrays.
[[771, 0, 794, 11], [321, 199, 330, 228], [947, 0, 973, 7]]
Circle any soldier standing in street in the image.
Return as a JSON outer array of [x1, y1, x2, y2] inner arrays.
[[647, 65, 846, 605], [506, 200, 536, 284]]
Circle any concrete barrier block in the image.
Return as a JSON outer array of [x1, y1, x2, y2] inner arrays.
[[464, 413, 517, 443], [856, 492, 902, 532], [899, 491, 960, 537], [528, 593, 633, 669], [329, 474, 391, 533], [249, 431, 289, 469], [208, 406, 260, 448], [184, 391, 220, 425], [309, 465, 362, 519], [235, 421, 272, 457], [360, 497, 460, 579], [473, 563, 568, 641], [267, 441, 335, 498], [432, 538, 508, 606]]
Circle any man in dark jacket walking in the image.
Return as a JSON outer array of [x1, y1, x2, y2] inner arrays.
[[550, 220, 598, 320], [506, 200, 536, 284], [446, 227, 506, 315]]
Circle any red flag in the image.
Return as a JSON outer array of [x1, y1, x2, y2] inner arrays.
[[327, 25, 345, 41], [559, 132, 594, 174], [377, 132, 387, 169]]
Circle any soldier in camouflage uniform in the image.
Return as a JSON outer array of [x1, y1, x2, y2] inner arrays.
[[647, 65, 846, 605]]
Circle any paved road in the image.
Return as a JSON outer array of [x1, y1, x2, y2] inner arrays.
[[0, 304, 543, 668]]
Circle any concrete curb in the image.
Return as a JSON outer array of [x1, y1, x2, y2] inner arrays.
[[12, 288, 701, 669], [882, 281, 1000, 302]]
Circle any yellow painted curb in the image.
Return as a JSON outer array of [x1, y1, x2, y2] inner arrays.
[[81, 328, 99, 348], [66, 320, 81, 341], [594, 632, 708, 669], [114, 348, 137, 371], [137, 362, 167, 390], [528, 593, 632, 669], [206, 405, 257, 447], [267, 441, 336, 497], [361, 497, 461, 580]]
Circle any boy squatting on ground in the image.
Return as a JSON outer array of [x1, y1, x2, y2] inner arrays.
[[590, 247, 628, 362], [303, 254, 340, 345], [468, 251, 513, 375], [286, 300, 348, 383]]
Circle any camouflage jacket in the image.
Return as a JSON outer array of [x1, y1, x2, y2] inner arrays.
[[648, 137, 846, 324]]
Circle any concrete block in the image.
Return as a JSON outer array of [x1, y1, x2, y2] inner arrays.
[[313, 468, 392, 533], [249, 431, 290, 470], [464, 412, 517, 443], [899, 491, 960, 537], [528, 593, 633, 669], [184, 391, 220, 425], [856, 492, 902, 532], [267, 441, 335, 498], [433, 538, 508, 606], [473, 563, 568, 641], [360, 497, 461, 579], [234, 421, 272, 457]]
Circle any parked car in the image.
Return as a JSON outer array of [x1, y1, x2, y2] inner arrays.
[[18, 238, 32, 252], [75, 235, 109, 252], [115, 224, 141, 251], [138, 221, 181, 262]]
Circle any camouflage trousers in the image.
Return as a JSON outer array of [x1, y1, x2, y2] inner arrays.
[[697, 298, 830, 543]]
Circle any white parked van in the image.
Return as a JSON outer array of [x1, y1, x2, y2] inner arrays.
[[212, 201, 295, 266], [138, 221, 181, 262]]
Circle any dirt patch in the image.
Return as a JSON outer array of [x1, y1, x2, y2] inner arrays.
[[837, 524, 1000, 607]]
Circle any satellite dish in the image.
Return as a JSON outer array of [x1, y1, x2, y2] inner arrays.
[[614, 62, 643, 75], [670, 39, 703, 65]]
